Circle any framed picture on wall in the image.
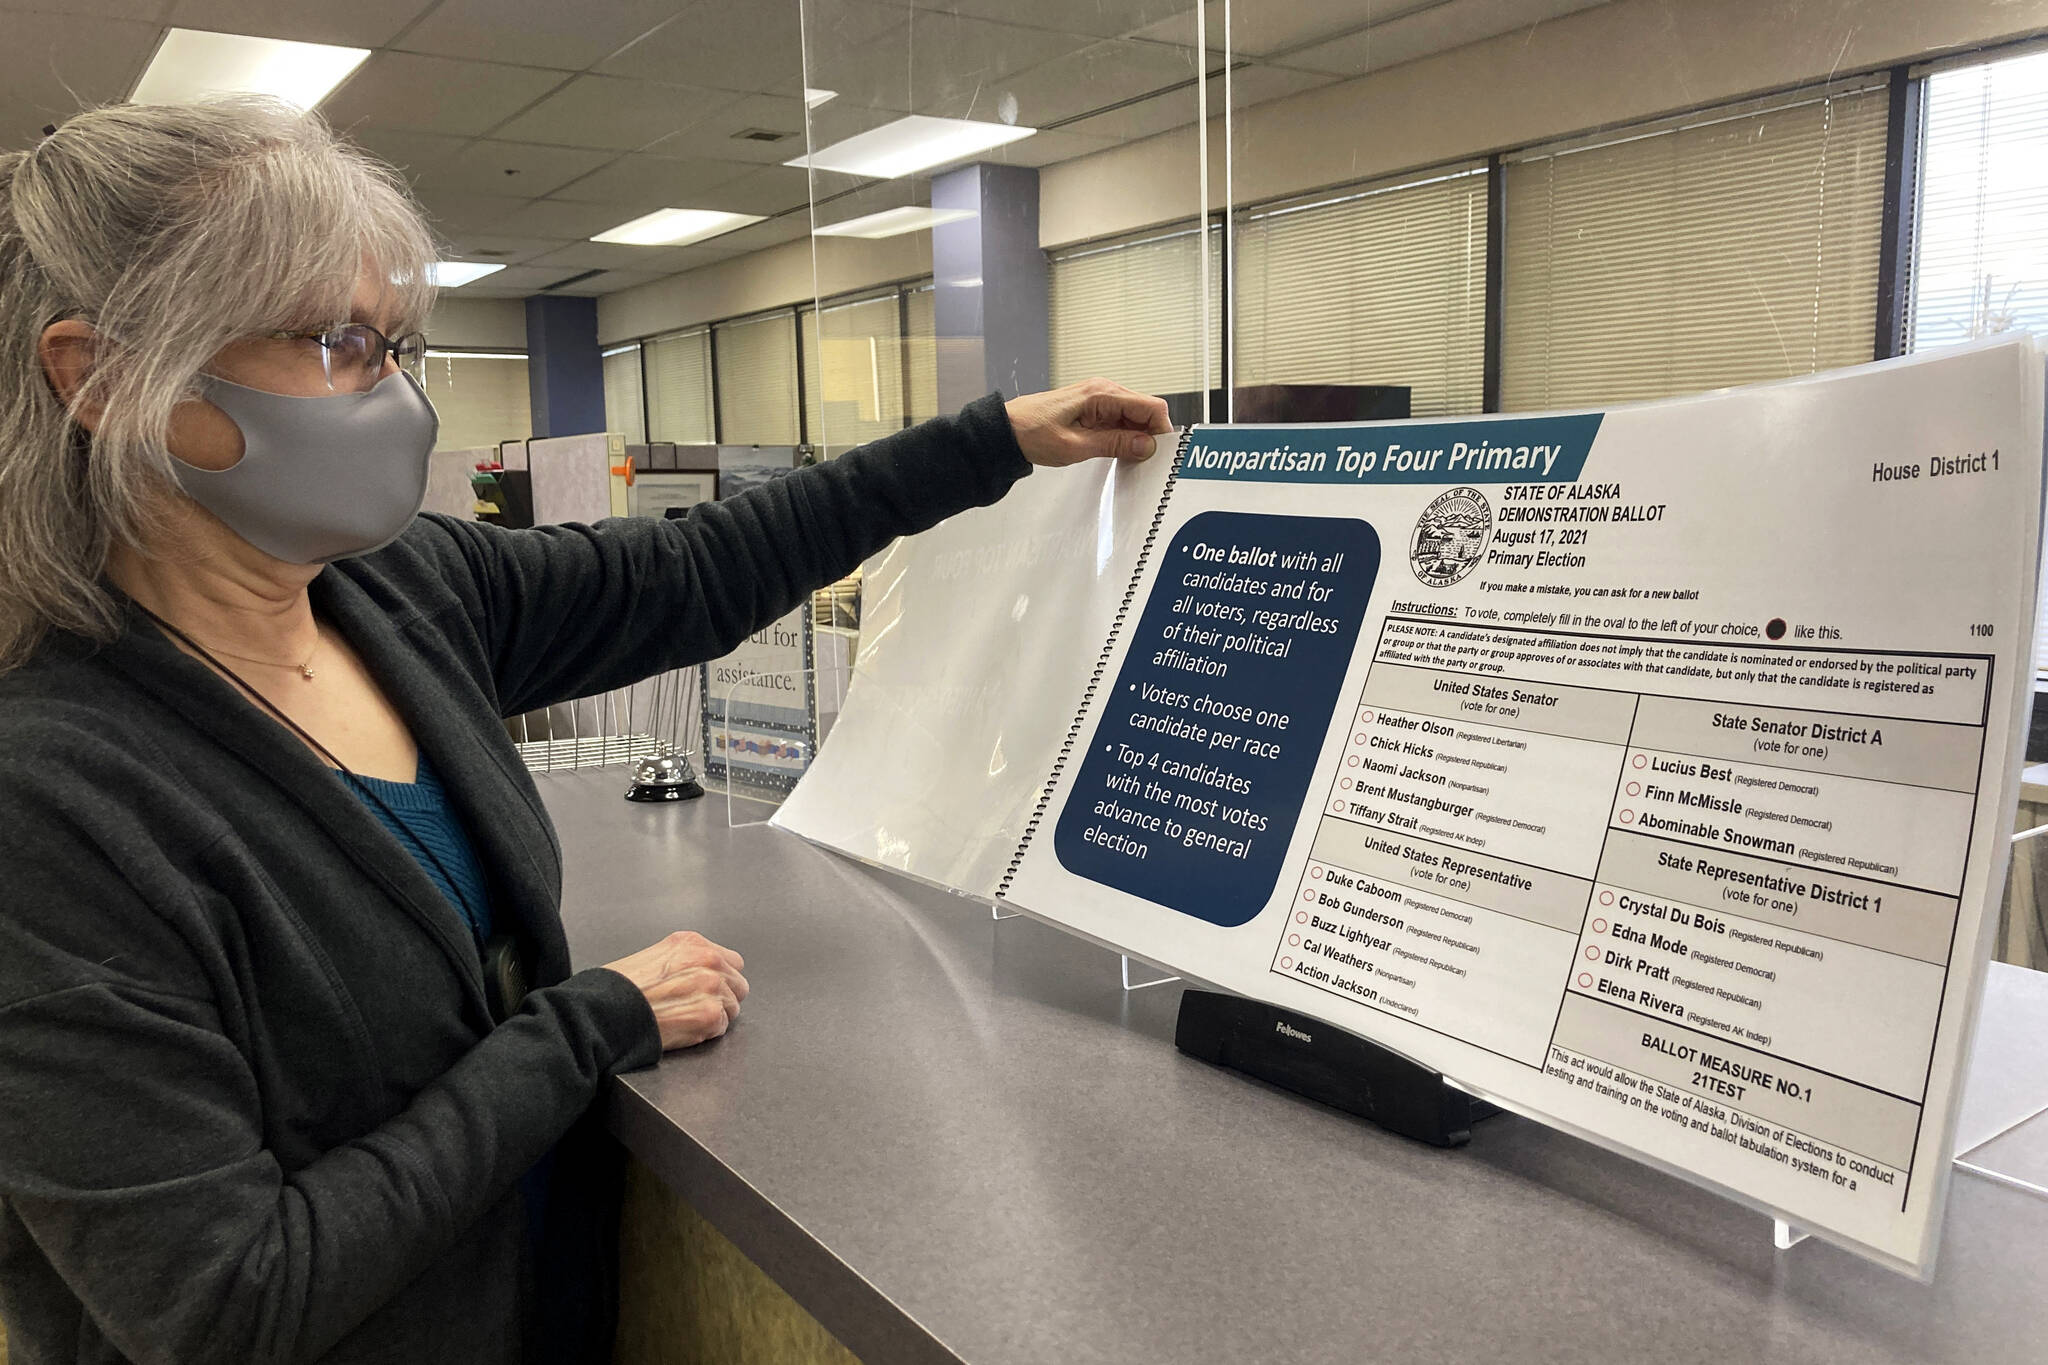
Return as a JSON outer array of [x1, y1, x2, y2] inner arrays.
[[633, 470, 719, 520], [717, 446, 800, 498]]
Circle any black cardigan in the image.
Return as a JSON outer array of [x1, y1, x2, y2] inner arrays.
[[0, 396, 1030, 1364]]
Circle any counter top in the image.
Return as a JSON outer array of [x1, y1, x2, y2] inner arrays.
[[543, 767, 2048, 1365]]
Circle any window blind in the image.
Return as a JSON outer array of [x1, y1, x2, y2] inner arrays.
[[1910, 50, 2048, 351], [1050, 222, 1222, 397], [1909, 49, 2048, 675], [420, 352, 531, 451], [644, 329, 714, 444], [1502, 83, 1890, 412], [906, 283, 939, 423], [802, 293, 905, 453], [602, 344, 646, 445], [714, 311, 800, 445], [1235, 165, 1488, 418]]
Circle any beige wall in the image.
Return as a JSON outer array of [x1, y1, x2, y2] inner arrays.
[[425, 296, 527, 350], [596, 233, 931, 345], [1039, 0, 2048, 248]]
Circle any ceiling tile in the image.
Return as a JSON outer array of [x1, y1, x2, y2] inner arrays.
[[649, 241, 749, 270], [546, 153, 754, 209], [599, 0, 901, 97], [1281, 0, 1613, 76], [442, 263, 579, 294], [394, 0, 687, 72], [692, 164, 833, 218], [492, 74, 735, 151], [817, 11, 1093, 119], [522, 242, 682, 272], [635, 92, 810, 165], [346, 127, 470, 182], [434, 233, 566, 263], [1055, 60, 1330, 141], [165, 0, 437, 49], [791, 98, 912, 151], [4, 0, 168, 19], [1126, 0, 1455, 58], [322, 53, 567, 138], [412, 190, 538, 234], [713, 213, 813, 252], [547, 268, 667, 295], [891, 0, 1190, 42], [1221, 63, 1337, 108], [497, 198, 652, 239], [0, 97, 54, 153], [424, 141, 618, 198], [996, 38, 1203, 128], [0, 11, 162, 148]]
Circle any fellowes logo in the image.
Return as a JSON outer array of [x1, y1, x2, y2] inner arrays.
[[1274, 1020, 1313, 1044]]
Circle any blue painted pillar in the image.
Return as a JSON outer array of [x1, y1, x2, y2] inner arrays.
[[523, 294, 606, 437], [931, 163, 1050, 412]]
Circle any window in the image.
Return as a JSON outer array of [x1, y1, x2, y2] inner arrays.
[[601, 344, 645, 445], [801, 292, 905, 453], [905, 283, 939, 423], [644, 329, 714, 444], [1235, 165, 1489, 418], [1049, 221, 1222, 397], [1502, 83, 1890, 411], [419, 351, 531, 451], [713, 312, 801, 446], [1909, 48, 2048, 352], [1910, 46, 2048, 678]]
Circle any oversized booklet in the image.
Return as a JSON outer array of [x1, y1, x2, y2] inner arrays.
[[775, 337, 2047, 1276]]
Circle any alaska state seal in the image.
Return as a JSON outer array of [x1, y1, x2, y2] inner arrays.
[[1409, 486, 1492, 587]]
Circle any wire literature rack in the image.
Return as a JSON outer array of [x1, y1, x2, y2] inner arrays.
[[509, 666, 700, 775]]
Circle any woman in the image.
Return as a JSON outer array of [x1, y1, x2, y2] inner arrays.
[[0, 100, 1167, 1363]]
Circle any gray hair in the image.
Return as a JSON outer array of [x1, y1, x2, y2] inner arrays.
[[0, 98, 438, 671]]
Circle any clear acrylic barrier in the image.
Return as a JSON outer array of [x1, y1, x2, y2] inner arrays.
[[789, 0, 1214, 946], [794, 0, 1216, 449], [784, 0, 2048, 1263], [769, 447, 1177, 895], [710, 658, 852, 829], [1121, 955, 1180, 991], [749, 649, 1181, 992], [1212, 0, 2048, 1266]]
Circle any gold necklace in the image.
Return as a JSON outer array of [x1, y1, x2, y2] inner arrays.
[[181, 628, 321, 681]]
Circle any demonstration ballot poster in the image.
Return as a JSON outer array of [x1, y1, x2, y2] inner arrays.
[[779, 338, 2046, 1275]]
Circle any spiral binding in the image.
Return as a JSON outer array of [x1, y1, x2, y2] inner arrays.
[[995, 426, 1198, 901]]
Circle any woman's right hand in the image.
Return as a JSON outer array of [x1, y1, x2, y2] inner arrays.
[[602, 931, 749, 1050]]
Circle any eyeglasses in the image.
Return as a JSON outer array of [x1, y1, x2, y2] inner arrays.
[[266, 322, 427, 391]]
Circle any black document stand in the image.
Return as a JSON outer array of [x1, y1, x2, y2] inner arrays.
[[1175, 990, 1498, 1147]]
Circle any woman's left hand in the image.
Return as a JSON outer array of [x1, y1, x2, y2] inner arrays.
[[1006, 378, 1173, 468]]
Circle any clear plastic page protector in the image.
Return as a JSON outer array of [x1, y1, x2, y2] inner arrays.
[[1000, 338, 2046, 1275], [773, 446, 1177, 899]]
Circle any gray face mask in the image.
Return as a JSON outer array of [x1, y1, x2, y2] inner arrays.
[[170, 370, 441, 565]]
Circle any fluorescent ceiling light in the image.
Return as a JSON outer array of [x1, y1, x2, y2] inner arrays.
[[130, 29, 369, 110], [428, 261, 506, 288], [803, 88, 837, 109], [815, 206, 977, 239], [426, 350, 528, 360], [785, 114, 1035, 180], [591, 207, 766, 246]]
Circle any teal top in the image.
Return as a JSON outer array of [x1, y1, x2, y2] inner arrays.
[[346, 754, 494, 944]]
